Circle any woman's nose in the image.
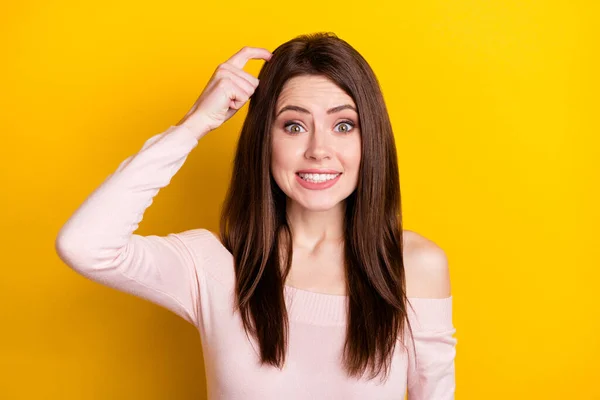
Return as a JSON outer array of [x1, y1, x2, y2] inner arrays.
[[304, 128, 332, 161]]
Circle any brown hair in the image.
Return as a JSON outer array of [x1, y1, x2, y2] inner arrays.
[[219, 32, 414, 382]]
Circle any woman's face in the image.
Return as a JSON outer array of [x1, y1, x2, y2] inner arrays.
[[270, 75, 362, 212]]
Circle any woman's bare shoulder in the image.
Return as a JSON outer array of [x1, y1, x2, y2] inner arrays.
[[402, 229, 452, 298]]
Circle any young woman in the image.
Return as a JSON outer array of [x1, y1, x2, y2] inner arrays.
[[55, 32, 457, 399]]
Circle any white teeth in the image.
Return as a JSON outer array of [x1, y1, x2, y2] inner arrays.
[[298, 173, 340, 183]]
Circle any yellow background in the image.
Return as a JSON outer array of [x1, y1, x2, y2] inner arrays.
[[1, 0, 598, 398]]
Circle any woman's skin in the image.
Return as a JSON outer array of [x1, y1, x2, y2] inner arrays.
[[270, 75, 361, 295], [178, 46, 451, 299]]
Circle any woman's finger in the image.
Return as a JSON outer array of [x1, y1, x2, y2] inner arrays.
[[216, 68, 255, 98], [225, 46, 272, 70], [218, 62, 259, 87]]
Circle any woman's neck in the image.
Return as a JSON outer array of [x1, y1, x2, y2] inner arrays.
[[285, 200, 345, 250]]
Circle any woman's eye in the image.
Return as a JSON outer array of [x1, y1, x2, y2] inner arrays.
[[283, 120, 355, 134], [284, 122, 306, 134], [335, 121, 355, 133]]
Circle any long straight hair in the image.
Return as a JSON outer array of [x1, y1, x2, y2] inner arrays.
[[219, 32, 415, 382]]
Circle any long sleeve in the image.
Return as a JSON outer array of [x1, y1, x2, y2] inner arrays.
[[406, 296, 457, 400], [55, 124, 207, 327]]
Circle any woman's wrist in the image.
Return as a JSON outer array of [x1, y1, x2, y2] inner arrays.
[[176, 113, 212, 140]]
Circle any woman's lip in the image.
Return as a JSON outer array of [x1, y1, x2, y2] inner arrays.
[[296, 170, 342, 174], [295, 172, 341, 190]]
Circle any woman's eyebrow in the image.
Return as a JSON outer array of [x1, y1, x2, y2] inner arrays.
[[276, 104, 356, 117]]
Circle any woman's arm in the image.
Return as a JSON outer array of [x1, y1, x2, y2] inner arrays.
[[406, 296, 457, 399], [54, 46, 272, 327], [404, 234, 457, 399], [55, 124, 209, 326]]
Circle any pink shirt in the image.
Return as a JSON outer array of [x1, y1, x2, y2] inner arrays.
[[55, 124, 457, 399]]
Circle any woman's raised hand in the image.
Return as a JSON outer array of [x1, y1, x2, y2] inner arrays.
[[177, 46, 273, 138]]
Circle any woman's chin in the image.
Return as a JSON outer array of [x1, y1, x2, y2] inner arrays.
[[289, 196, 344, 213]]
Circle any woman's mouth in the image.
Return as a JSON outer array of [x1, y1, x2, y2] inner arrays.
[[297, 172, 341, 183], [295, 172, 342, 190]]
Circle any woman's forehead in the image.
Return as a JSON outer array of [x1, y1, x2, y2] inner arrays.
[[276, 76, 356, 111]]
